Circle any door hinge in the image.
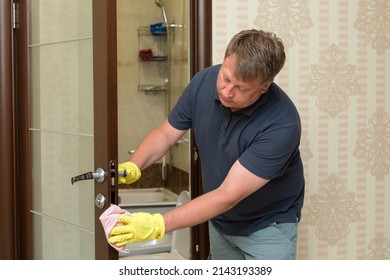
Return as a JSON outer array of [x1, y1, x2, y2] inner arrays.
[[13, 2, 19, 29]]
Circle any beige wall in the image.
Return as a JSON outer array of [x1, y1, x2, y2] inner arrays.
[[212, 0, 390, 259]]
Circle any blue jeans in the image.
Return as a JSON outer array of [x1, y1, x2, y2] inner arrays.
[[208, 220, 298, 260]]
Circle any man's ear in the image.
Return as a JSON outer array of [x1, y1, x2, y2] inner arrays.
[[260, 82, 272, 94]]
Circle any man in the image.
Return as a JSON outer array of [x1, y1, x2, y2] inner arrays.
[[109, 29, 305, 260]]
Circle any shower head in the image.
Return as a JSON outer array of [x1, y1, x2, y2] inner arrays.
[[155, 0, 168, 27], [155, 0, 165, 8]]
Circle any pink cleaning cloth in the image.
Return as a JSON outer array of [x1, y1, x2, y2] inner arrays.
[[99, 204, 131, 253]]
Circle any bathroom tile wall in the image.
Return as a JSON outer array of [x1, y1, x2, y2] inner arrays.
[[117, 0, 189, 194]]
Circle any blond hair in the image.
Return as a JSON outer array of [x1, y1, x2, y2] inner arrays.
[[224, 29, 285, 83]]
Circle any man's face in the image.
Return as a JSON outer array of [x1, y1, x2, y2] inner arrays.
[[216, 54, 270, 111]]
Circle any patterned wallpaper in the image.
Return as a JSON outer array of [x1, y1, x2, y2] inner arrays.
[[212, 0, 389, 259]]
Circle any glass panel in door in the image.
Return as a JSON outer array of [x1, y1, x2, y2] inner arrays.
[[29, 0, 94, 259]]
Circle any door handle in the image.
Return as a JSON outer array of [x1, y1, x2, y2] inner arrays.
[[71, 168, 127, 185]]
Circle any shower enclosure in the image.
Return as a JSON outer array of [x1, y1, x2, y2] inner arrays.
[[117, 0, 190, 195]]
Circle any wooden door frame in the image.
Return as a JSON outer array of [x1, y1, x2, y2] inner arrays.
[[0, 0, 19, 260], [0, 0, 34, 260], [190, 0, 212, 260], [14, 0, 32, 260]]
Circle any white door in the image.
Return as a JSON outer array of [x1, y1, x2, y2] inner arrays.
[[28, 0, 117, 259]]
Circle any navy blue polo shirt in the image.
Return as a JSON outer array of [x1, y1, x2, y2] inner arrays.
[[168, 64, 305, 235]]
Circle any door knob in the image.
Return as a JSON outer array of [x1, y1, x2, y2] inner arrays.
[[71, 168, 127, 185]]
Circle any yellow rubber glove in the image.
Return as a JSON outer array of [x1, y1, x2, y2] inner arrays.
[[118, 161, 141, 184], [108, 212, 165, 247]]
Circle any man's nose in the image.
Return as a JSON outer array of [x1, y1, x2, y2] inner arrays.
[[222, 84, 235, 97]]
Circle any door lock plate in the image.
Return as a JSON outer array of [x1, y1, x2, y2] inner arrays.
[[95, 193, 106, 209]]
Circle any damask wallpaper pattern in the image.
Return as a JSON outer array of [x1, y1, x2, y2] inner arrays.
[[212, 0, 389, 259]]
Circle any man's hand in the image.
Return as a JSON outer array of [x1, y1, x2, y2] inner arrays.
[[109, 213, 165, 246], [118, 162, 141, 184]]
